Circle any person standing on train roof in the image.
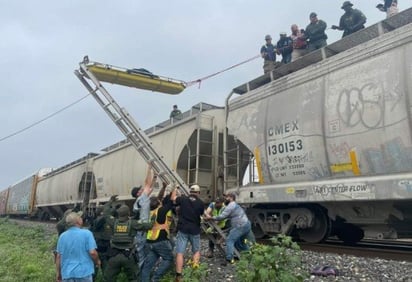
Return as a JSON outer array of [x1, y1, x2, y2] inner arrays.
[[276, 32, 293, 64], [55, 211, 101, 282], [332, 1, 367, 38], [305, 12, 328, 52], [170, 105, 182, 119], [376, 0, 399, 18], [131, 165, 155, 275], [260, 34, 277, 74], [290, 24, 307, 62]]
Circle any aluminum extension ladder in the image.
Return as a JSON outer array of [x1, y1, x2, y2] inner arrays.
[[74, 56, 239, 258]]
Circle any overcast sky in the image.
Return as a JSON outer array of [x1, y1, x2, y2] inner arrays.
[[0, 1, 405, 189]]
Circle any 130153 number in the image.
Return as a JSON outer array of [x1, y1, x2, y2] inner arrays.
[[268, 139, 303, 156]]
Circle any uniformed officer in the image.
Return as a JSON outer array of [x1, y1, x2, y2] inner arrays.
[[104, 205, 152, 282]]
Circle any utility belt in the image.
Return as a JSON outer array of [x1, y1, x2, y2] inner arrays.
[[108, 247, 134, 258]]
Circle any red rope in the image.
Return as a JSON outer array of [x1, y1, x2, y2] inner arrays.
[[186, 54, 261, 88]]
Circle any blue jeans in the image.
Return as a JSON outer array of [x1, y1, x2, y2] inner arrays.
[[135, 231, 147, 271], [141, 240, 174, 282], [63, 276, 93, 282], [225, 221, 251, 260]]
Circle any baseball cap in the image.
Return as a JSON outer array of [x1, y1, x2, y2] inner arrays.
[[190, 184, 200, 192], [131, 186, 142, 198], [265, 34, 272, 40]]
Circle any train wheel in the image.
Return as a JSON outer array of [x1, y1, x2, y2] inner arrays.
[[41, 212, 50, 221], [298, 207, 331, 243], [336, 223, 364, 244], [251, 222, 266, 239]]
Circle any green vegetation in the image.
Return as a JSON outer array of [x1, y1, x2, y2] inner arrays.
[[236, 234, 308, 282], [0, 218, 307, 282], [0, 217, 57, 282]]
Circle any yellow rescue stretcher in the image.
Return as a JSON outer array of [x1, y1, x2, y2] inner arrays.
[[85, 62, 186, 95]]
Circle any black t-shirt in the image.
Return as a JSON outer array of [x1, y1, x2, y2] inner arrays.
[[175, 194, 204, 235]]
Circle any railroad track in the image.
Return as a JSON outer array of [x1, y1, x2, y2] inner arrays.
[[8, 218, 412, 263], [298, 239, 412, 262]]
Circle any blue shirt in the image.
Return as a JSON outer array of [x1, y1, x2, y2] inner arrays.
[[213, 201, 249, 228], [57, 227, 97, 279], [133, 193, 150, 222], [260, 43, 276, 61]]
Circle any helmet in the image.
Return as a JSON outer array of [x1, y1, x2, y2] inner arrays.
[[264, 34, 272, 40], [117, 205, 130, 220]]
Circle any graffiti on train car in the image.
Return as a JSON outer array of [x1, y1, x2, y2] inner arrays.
[[336, 83, 384, 129], [364, 137, 412, 174]]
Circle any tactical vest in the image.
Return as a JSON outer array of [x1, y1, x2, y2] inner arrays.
[[110, 219, 134, 249], [146, 208, 173, 241]]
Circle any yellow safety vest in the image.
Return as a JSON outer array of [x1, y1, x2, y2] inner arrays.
[[147, 208, 173, 241], [212, 203, 227, 229]]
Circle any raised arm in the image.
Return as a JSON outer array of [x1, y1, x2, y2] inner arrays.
[[142, 164, 154, 196]]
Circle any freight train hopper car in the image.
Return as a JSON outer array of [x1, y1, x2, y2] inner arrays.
[[225, 8, 412, 243]]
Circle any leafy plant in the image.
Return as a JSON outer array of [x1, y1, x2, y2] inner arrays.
[[236, 234, 307, 282]]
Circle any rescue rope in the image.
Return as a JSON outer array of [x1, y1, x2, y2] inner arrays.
[[186, 54, 261, 88]]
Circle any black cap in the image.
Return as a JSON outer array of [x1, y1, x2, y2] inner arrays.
[[131, 186, 142, 198]]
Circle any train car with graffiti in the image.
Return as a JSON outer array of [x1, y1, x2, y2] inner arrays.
[[0, 188, 9, 216], [225, 9, 412, 242]]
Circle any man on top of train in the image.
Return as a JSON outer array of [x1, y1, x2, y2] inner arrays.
[[305, 12, 328, 52], [332, 1, 367, 38]]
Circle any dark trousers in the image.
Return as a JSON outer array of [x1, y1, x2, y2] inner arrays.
[[104, 252, 137, 282]]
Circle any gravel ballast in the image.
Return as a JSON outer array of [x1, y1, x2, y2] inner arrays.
[[198, 240, 412, 282]]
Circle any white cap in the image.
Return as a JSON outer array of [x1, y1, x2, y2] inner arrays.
[[190, 184, 200, 192]]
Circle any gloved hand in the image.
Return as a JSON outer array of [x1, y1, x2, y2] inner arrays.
[[110, 195, 118, 202], [331, 25, 339, 30]]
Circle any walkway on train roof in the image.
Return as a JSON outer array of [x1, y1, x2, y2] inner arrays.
[[232, 7, 412, 95], [101, 102, 222, 152]]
